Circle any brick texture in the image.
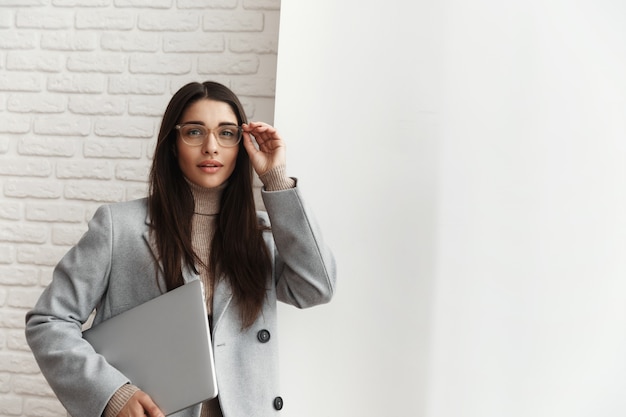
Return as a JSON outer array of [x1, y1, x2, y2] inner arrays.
[[0, 1, 280, 415]]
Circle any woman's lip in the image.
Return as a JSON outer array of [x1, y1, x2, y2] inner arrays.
[[197, 159, 223, 168], [197, 160, 223, 174], [198, 166, 221, 174]]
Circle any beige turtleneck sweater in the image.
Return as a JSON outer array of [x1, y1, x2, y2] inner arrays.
[[105, 166, 294, 417], [187, 180, 224, 417], [187, 179, 223, 316]]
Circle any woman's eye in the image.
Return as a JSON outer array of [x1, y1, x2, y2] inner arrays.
[[220, 130, 234, 137], [187, 129, 203, 136]]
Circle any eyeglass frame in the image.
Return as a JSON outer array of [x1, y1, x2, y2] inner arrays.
[[174, 123, 244, 148]]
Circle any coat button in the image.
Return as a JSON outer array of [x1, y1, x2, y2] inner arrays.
[[257, 329, 271, 343], [273, 396, 283, 410]]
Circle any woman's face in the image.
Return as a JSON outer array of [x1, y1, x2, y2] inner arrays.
[[176, 99, 240, 189]]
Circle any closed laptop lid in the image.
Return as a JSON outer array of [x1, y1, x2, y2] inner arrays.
[[83, 279, 218, 416]]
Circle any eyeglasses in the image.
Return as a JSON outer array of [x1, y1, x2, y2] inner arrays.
[[175, 123, 243, 148]]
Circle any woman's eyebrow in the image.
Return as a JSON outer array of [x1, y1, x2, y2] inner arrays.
[[179, 121, 238, 126]]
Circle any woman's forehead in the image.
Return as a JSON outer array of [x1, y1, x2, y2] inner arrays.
[[181, 99, 237, 123]]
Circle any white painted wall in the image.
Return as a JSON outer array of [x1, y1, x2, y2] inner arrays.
[[274, 1, 441, 416], [275, 1, 626, 417]]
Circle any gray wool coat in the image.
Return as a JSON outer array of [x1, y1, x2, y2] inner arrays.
[[25, 185, 337, 417]]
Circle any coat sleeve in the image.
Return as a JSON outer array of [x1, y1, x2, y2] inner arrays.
[[25, 205, 129, 417], [261, 182, 337, 308]]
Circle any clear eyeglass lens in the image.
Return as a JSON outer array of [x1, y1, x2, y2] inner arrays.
[[178, 124, 241, 147]]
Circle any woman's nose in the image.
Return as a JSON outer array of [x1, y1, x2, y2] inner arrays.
[[202, 132, 219, 154]]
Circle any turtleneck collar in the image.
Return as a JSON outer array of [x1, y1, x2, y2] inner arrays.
[[185, 178, 226, 216]]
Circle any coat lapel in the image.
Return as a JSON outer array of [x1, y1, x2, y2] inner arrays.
[[143, 212, 234, 332], [211, 276, 233, 334], [143, 213, 159, 266]]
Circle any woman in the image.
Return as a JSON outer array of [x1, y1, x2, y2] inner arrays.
[[25, 81, 337, 417]]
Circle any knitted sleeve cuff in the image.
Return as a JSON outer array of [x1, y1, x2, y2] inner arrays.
[[259, 165, 295, 191], [104, 384, 140, 417]]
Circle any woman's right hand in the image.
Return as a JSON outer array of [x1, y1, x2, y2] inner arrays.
[[117, 390, 164, 417]]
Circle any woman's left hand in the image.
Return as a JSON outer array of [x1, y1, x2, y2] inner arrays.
[[242, 122, 286, 176]]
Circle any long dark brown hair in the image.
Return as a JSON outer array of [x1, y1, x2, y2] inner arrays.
[[148, 81, 271, 328]]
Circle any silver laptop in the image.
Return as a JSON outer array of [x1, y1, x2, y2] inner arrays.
[[83, 279, 218, 416]]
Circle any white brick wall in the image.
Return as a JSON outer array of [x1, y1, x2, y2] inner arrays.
[[0, 1, 280, 415]]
